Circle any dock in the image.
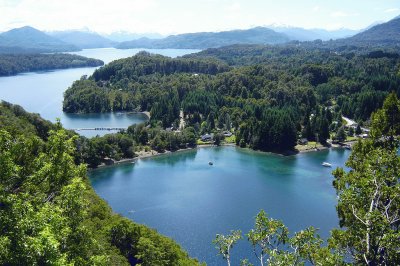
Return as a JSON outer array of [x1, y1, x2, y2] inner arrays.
[[72, 127, 127, 131]]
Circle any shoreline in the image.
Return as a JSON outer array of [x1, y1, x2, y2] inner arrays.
[[90, 143, 235, 170], [89, 141, 355, 171]]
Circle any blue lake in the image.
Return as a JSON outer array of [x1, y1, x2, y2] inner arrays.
[[89, 146, 350, 265], [0, 48, 199, 137]]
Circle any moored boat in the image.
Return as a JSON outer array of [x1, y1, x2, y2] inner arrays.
[[322, 162, 332, 167]]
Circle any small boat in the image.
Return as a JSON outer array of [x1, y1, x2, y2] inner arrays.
[[344, 145, 351, 150], [322, 162, 332, 167], [209, 161, 213, 165]]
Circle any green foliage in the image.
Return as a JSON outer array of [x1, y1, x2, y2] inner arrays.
[[0, 53, 103, 76], [331, 93, 400, 265], [247, 210, 289, 265], [213, 230, 242, 266], [0, 113, 200, 265], [215, 210, 343, 266], [370, 92, 400, 139], [64, 45, 400, 152], [335, 126, 347, 143]]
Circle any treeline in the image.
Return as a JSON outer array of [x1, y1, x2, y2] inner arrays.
[[0, 101, 201, 265], [0, 53, 103, 76], [63, 52, 229, 113], [75, 123, 197, 168], [63, 46, 400, 151]]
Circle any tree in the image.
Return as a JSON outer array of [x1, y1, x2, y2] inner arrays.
[[348, 126, 354, 137], [246, 210, 289, 266], [355, 124, 362, 135], [336, 126, 346, 143], [214, 133, 223, 146], [331, 93, 400, 265], [319, 117, 330, 144], [213, 230, 242, 266], [370, 92, 400, 146], [214, 210, 342, 266]]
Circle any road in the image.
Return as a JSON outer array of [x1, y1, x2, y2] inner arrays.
[[342, 116, 356, 126]]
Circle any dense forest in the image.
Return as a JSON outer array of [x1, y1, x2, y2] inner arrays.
[[0, 101, 201, 265], [63, 46, 400, 152], [0, 53, 104, 76]]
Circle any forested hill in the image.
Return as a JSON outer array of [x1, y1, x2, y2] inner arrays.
[[0, 53, 104, 76], [0, 26, 79, 53], [116, 27, 290, 49], [64, 46, 400, 152], [63, 51, 230, 113], [341, 16, 400, 47], [0, 101, 201, 265]]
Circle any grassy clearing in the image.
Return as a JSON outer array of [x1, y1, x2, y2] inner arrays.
[[224, 135, 236, 143]]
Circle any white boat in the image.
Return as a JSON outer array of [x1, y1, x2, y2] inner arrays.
[[322, 162, 332, 167]]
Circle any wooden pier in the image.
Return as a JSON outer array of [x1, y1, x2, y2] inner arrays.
[[73, 127, 127, 131]]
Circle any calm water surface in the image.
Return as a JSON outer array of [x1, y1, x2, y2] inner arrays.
[[90, 146, 350, 265], [0, 48, 199, 137]]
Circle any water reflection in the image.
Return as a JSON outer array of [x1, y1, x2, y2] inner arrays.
[[90, 147, 350, 265]]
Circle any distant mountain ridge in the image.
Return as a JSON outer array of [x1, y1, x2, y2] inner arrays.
[[0, 26, 78, 53], [48, 30, 116, 49], [266, 25, 359, 41], [1, 17, 399, 54], [103, 31, 164, 42], [116, 27, 291, 49], [342, 16, 400, 46]]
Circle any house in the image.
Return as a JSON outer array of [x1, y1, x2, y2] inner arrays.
[[298, 138, 308, 145], [222, 131, 232, 137], [201, 134, 213, 142]]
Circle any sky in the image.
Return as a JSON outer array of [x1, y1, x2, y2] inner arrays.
[[0, 0, 399, 35]]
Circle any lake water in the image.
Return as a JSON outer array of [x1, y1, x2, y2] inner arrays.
[[89, 146, 350, 265], [0, 48, 199, 137]]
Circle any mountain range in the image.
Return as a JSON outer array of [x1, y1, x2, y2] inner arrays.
[[267, 25, 360, 41], [0, 26, 78, 53], [48, 30, 116, 49], [103, 31, 164, 42], [116, 27, 291, 49], [340, 16, 400, 46], [0, 15, 399, 53]]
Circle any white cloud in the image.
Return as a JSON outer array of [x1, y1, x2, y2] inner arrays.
[[384, 8, 399, 13], [0, 0, 159, 33], [0, 0, 395, 35]]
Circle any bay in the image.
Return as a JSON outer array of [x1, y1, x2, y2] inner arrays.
[[0, 48, 199, 137], [89, 146, 350, 265]]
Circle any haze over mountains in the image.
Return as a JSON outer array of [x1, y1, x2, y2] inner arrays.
[[341, 16, 400, 46], [0, 26, 78, 53], [116, 27, 290, 49], [48, 31, 116, 49], [266, 24, 360, 41], [0, 15, 399, 53]]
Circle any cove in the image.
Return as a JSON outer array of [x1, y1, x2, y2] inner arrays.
[[0, 48, 199, 137], [89, 146, 350, 265]]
